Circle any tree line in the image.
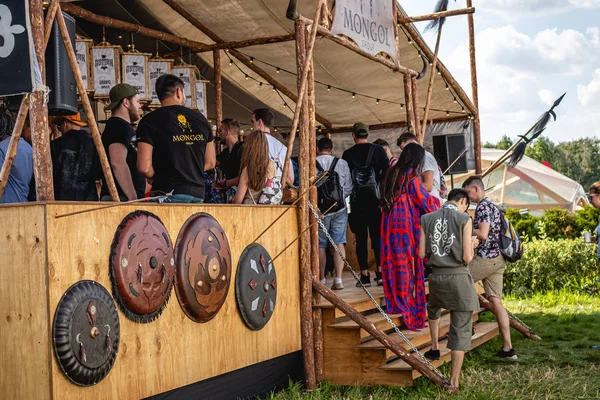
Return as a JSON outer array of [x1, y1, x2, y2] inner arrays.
[[483, 136, 600, 190]]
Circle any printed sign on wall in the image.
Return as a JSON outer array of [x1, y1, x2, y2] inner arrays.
[[148, 59, 171, 105], [93, 47, 119, 97], [195, 81, 207, 116], [0, 1, 35, 96], [171, 66, 195, 109], [122, 53, 149, 101], [331, 0, 397, 60], [75, 41, 89, 91]]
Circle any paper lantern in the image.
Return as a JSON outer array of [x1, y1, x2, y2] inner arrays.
[[171, 63, 199, 109], [92, 41, 121, 99], [121, 50, 151, 103], [147, 57, 173, 108], [75, 37, 94, 93], [195, 80, 208, 116]]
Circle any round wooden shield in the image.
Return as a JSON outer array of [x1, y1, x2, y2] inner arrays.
[[109, 210, 175, 323], [174, 213, 232, 323], [235, 243, 277, 331], [53, 280, 120, 386]]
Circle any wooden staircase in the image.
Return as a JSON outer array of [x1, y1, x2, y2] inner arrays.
[[316, 273, 499, 387]]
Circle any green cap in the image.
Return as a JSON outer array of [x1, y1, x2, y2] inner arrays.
[[352, 122, 369, 137], [104, 84, 138, 111]]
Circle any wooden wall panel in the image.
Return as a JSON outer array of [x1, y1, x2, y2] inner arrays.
[[45, 203, 301, 400], [0, 204, 50, 400]]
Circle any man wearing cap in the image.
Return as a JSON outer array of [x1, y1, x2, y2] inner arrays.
[[136, 73, 216, 203], [101, 84, 146, 201], [342, 122, 389, 287], [51, 113, 100, 201]]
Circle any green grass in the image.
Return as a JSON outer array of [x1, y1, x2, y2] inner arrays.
[[270, 291, 600, 399]]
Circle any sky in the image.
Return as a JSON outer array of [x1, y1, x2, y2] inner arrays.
[[401, 0, 600, 144]]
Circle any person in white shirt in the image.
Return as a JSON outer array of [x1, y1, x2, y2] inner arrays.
[[316, 138, 353, 290], [397, 132, 441, 201], [250, 108, 294, 187]]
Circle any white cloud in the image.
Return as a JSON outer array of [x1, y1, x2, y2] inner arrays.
[[477, 0, 600, 16], [578, 69, 600, 107], [538, 89, 557, 105]]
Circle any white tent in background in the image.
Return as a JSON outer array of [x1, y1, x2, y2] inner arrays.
[[452, 149, 589, 213]]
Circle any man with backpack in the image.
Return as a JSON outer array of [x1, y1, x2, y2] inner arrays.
[[316, 138, 353, 290], [462, 176, 518, 360], [342, 123, 389, 287]]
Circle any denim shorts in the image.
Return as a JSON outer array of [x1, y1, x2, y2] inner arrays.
[[318, 208, 348, 248]]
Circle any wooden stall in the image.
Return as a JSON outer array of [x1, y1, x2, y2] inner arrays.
[[0, 203, 300, 400]]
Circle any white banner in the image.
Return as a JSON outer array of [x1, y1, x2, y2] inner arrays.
[[331, 0, 397, 60], [195, 81, 207, 116], [93, 47, 118, 96], [122, 54, 147, 99], [172, 67, 194, 108], [148, 60, 170, 105], [75, 41, 89, 91]]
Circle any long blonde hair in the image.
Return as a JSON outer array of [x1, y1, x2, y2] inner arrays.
[[240, 131, 270, 191]]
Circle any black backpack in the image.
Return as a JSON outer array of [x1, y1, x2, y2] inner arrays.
[[316, 158, 344, 214], [350, 145, 379, 207]]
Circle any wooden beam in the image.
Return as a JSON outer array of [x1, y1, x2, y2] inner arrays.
[[478, 294, 541, 340], [56, 6, 120, 201], [421, 27, 443, 140], [403, 74, 415, 133], [44, 0, 59, 48], [59, 2, 211, 51], [397, 7, 477, 115], [213, 50, 223, 126], [411, 76, 422, 140], [295, 18, 316, 391], [312, 278, 458, 393], [30, 0, 54, 201], [398, 7, 475, 24], [466, 0, 482, 174], [0, 97, 29, 201], [160, 0, 333, 129], [281, 3, 324, 190], [327, 114, 469, 133], [198, 34, 297, 52], [297, 15, 419, 78]]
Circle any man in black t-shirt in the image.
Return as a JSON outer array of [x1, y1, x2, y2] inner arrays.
[[342, 122, 389, 287], [101, 84, 146, 201], [51, 113, 101, 201], [216, 118, 243, 190], [136, 74, 216, 203]]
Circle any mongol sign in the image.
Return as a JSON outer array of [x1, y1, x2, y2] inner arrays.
[[331, 0, 397, 60]]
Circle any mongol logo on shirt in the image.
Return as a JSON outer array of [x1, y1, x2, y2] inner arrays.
[[173, 114, 204, 144]]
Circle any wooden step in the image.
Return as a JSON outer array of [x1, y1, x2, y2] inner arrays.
[[356, 310, 481, 358], [380, 321, 499, 374], [329, 311, 403, 340]]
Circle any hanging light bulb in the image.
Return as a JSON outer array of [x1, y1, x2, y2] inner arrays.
[[283, 104, 287, 108], [228, 59, 233, 66], [259, 82, 263, 87], [276, 68, 280, 74], [245, 74, 249, 80], [250, 57, 254, 63], [400, 104, 404, 109], [376, 99, 380, 104], [453, 97, 458, 104], [445, 83, 449, 91], [462, 106, 466, 112], [351, 92, 356, 99], [327, 85, 331, 92], [446, 111, 450, 116], [437, 69, 441, 75], [272, 86, 276, 92], [274, 127, 279, 132]]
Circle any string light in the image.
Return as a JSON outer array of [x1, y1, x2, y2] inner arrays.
[[453, 97, 458, 104], [327, 85, 331, 92], [400, 104, 404, 109], [445, 84, 449, 91], [274, 127, 278, 132], [228, 59, 233, 66], [245, 74, 249, 80], [250, 57, 254, 63], [376, 98, 380, 104], [276, 68, 280, 73], [258, 82, 263, 87], [272, 86, 276, 92], [446, 111, 450, 116], [351, 92, 356, 98], [437, 68, 441, 76], [282, 104, 287, 108]]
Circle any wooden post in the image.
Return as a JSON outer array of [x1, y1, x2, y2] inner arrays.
[[281, 1, 325, 189], [477, 294, 541, 340], [398, 7, 475, 24], [213, 49, 223, 126], [295, 18, 316, 391], [306, 29, 323, 383], [44, 0, 59, 48], [421, 28, 443, 139], [312, 279, 457, 393], [466, 0, 482, 174], [29, 0, 54, 201], [411, 77, 422, 143], [55, 6, 120, 201], [0, 97, 30, 201], [403, 74, 415, 133]]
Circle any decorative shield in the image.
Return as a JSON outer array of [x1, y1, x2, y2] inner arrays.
[[174, 213, 232, 323], [53, 280, 120, 386], [235, 243, 277, 331], [109, 210, 175, 323]]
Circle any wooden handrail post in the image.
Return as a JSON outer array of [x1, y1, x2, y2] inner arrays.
[[0, 96, 30, 201], [213, 49, 223, 126], [55, 6, 120, 201], [466, 0, 482, 174]]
